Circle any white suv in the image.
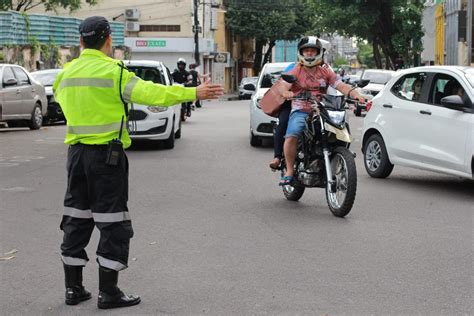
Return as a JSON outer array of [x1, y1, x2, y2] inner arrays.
[[249, 62, 291, 146], [362, 66, 474, 180], [125, 60, 182, 149]]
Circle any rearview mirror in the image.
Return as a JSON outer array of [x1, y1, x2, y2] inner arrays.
[[281, 74, 297, 84], [3, 78, 18, 87], [243, 83, 255, 91], [357, 79, 370, 88], [440, 95, 473, 113]]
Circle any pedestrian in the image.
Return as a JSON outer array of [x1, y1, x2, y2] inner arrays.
[[54, 16, 222, 310]]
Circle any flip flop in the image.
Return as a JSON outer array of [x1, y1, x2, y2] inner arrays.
[[279, 175, 294, 186]]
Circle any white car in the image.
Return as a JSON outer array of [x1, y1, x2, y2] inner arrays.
[[125, 60, 182, 149], [249, 62, 291, 146], [354, 69, 395, 116], [362, 66, 474, 180]]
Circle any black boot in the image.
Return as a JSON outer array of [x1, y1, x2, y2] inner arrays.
[[98, 266, 140, 309], [63, 264, 92, 305]]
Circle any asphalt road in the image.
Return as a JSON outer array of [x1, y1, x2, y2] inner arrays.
[[1, 100, 473, 315]]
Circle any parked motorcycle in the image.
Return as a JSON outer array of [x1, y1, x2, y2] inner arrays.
[[278, 74, 360, 217]]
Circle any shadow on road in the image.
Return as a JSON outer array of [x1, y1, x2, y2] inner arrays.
[[370, 175, 474, 199]]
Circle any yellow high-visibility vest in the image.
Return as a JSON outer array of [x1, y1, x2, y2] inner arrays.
[[53, 49, 196, 148]]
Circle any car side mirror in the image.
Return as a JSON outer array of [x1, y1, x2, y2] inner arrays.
[[3, 78, 18, 87], [281, 74, 297, 84], [440, 95, 473, 113], [243, 83, 256, 91], [357, 79, 370, 88]]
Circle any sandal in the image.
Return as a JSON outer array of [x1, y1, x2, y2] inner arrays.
[[279, 175, 294, 186], [269, 158, 281, 170]]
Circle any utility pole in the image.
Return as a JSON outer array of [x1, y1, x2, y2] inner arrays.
[[193, 0, 200, 66]]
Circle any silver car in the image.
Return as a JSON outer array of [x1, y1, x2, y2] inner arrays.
[[0, 64, 47, 129]]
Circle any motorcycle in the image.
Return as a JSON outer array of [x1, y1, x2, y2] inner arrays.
[[278, 74, 359, 218]]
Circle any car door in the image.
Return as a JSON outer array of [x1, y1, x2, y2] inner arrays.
[[12, 66, 35, 115], [418, 72, 471, 173], [386, 72, 430, 164], [1, 66, 23, 119]]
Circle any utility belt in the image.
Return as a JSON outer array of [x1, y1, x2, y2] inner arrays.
[[72, 142, 124, 166]]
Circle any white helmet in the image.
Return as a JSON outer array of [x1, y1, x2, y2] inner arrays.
[[177, 58, 186, 66], [297, 36, 325, 67]]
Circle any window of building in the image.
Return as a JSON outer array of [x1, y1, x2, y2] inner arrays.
[[140, 25, 181, 32]]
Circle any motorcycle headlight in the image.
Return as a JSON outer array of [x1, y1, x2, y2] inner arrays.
[[147, 106, 168, 113], [327, 110, 346, 125]]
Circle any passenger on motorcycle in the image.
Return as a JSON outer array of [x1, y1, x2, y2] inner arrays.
[[279, 36, 365, 186]]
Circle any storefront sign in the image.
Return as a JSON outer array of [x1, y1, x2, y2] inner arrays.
[[135, 40, 167, 47]]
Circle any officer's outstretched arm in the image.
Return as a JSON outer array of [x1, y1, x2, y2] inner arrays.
[[123, 74, 196, 107]]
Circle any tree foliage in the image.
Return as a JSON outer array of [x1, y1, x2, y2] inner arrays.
[[308, 0, 424, 69], [357, 41, 375, 69], [225, 0, 312, 74], [1, 0, 98, 12]]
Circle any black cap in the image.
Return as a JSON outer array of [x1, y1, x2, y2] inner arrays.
[[79, 16, 111, 45]]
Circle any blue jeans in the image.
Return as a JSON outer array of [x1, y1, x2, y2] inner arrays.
[[285, 110, 308, 138]]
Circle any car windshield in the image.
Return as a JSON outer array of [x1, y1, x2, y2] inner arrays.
[[127, 66, 164, 84], [241, 77, 257, 86], [464, 68, 474, 88], [259, 64, 289, 88], [362, 71, 393, 84], [31, 70, 61, 86]]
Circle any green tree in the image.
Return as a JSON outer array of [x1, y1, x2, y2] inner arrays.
[[334, 56, 348, 68], [1, 0, 98, 12], [225, 0, 312, 74], [356, 41, 375, 69], [308, 0, 424, 69]]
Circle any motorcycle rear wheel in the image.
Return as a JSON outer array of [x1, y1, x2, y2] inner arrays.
[[281, 163, 305, 201], [325, 146, 357, 217]]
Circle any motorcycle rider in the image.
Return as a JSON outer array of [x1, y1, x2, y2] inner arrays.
[[279, 36, 365, 186], [172, 58, 192, 118]]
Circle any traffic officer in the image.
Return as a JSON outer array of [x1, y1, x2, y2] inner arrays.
[[53, 16, 223, 310]]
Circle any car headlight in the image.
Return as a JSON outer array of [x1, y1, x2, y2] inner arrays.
[[147, 106, 168, 113], [327, 110, 346, 125]]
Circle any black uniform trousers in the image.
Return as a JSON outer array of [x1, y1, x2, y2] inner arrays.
[[60, 143, 133, 271]]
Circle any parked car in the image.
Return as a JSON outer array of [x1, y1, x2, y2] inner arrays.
[[30, 69, 64, 123], [238, 76, 258, 100], [353, 69, 395, 116], [248, 62, 291, 146], [124, 60, 182, 149], [0, 64, 47, 129], [361, 66, 474, 180]]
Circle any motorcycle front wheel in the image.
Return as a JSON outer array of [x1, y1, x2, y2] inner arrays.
[[325, 147, 357, 217], [281, 162, 305, 201]]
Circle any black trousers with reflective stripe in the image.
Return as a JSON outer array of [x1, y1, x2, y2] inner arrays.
[[60, 143, 133, 270]]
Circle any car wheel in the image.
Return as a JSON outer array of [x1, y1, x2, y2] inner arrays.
[[162, 119, 175, 149], [250, 131, 261, 147], [363, 134, 394, 178], [28, 103, 43, 130], [175, 116, 182, 139]]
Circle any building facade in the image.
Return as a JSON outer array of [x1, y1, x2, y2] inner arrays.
[[30, 0, 236, 90]]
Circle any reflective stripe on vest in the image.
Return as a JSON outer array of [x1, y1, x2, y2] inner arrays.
[[67, 121, 122, 135], [59, 78, 114, 89], [123, 76, 139, 103]]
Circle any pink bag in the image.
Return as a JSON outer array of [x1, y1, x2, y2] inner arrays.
[[259, 80, 292, 117]]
